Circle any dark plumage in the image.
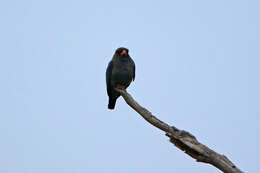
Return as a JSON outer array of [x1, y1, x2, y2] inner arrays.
[[106, 47, 135, 109]]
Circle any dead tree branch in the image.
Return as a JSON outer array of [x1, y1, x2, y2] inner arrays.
[[115, 88, 243, 173]]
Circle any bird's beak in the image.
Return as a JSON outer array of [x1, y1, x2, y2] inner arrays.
[[120, 50, 127, 56]]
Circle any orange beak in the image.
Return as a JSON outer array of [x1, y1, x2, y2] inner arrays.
[[120, 50, 127, 56]]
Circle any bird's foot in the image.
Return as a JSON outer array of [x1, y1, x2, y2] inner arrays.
[[116, 84, 125, 90]]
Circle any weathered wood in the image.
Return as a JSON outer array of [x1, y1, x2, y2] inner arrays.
[[115, 88, 243, 173]]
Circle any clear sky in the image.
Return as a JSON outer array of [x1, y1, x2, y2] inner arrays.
[[0, 0, 259, 172]]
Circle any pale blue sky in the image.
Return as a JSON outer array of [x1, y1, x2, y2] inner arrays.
[[0, 0, 259, 172]]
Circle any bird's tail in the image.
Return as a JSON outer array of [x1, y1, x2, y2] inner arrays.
[[108, 98, 116, 110]]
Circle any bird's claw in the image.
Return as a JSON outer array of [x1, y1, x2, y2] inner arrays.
[[116, 84, 125, 90]]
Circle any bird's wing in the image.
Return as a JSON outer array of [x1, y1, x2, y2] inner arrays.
[[133, 62, 135, 81], [130, 58, 135, 81], [106, 60, 113, 96]]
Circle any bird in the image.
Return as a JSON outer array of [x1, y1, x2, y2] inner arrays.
[[106, 47, 135, 109]]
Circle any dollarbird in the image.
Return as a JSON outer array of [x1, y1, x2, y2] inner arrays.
[[106, 47, 135, 109]]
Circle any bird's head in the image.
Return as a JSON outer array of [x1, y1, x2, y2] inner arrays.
[[113, 47, 130, 62], [115, 47, 129, 57]]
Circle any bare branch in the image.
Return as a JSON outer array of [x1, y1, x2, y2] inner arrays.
[[115, 88, 243, 173]]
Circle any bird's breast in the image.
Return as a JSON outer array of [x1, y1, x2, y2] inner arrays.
[[112, 64, 133, 86]]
